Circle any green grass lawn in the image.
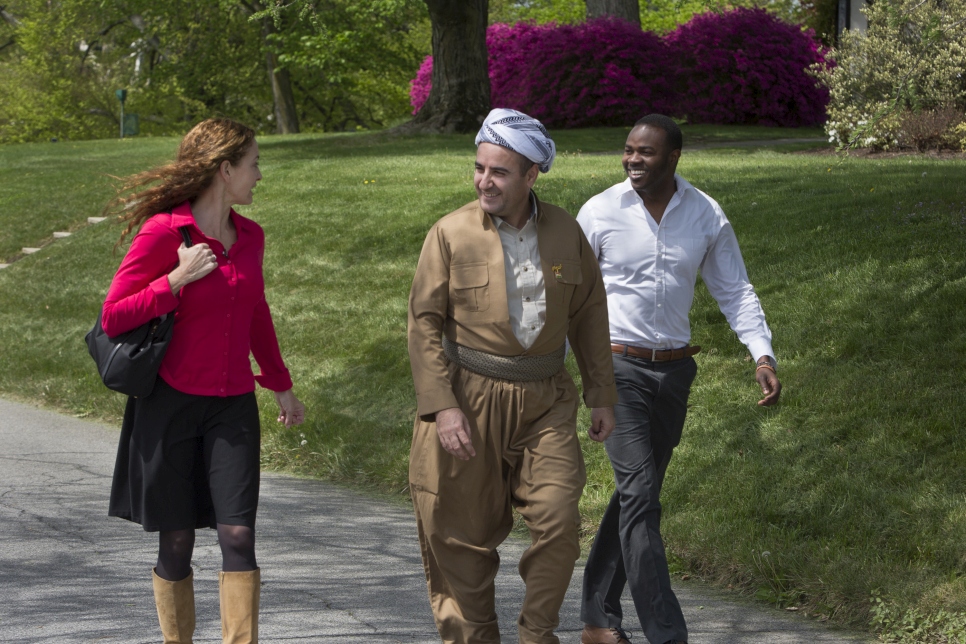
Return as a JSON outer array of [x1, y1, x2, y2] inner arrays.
[[0, 127, 963, 641], [0, 124, 825, 262]]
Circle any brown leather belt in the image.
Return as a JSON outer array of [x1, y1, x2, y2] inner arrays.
[[611, 343, 701, 362]]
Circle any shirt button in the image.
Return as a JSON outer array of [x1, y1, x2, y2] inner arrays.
[[657, 304, 662, 307], [523, 267, 528, 272], [227, 313, 231, 318], [224, 333, 228, 337], [531, 325, 536, 330], [519, 237, 523, 241], [222, 372, 227, 376], [227, 260, 231, 264], [525, 297, 531, 302], [220, 388, 225, 393], [231, 297, 235, 301]]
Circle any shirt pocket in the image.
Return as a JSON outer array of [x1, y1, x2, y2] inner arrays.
[[450, 262, 490, 313], [666, 236, 706, 282], [550, 259, 582, 305]]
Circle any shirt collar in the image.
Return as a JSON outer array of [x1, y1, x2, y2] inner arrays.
[[169, 200, 252, 235], [618, 174, 693, 207], [169, 200, 195, 227]]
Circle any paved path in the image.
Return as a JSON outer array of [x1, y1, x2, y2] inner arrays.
[[0, 398, 867, 643]]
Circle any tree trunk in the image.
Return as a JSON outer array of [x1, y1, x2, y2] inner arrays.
[[586, 0, 641, 27], [400, 0, 490, 134], [261, 19, 300, 134]]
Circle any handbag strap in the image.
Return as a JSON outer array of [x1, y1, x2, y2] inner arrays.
[[166, 226, 195, 305]]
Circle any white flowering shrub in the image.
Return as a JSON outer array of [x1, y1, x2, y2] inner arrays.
[[815, 0, 966, 150]]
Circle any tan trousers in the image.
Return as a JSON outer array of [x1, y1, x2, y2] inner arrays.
[[410, 363, 586, 644]]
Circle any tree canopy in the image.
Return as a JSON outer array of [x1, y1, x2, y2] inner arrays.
[[0, 0, 426, 142], [0, 0, 831, 141]]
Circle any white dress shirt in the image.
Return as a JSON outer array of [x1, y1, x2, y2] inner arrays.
[[577, 176, 774, 362], [491, 193, 546, 350]]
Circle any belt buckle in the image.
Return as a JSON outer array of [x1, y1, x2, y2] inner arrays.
[[650, 348, 658, 361]]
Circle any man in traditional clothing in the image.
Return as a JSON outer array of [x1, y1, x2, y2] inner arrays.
[[407, 108, 618, 644], [577, 114, 782, 644]]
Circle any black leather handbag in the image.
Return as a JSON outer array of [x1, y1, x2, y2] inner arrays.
[[85, 226, 192, 397]]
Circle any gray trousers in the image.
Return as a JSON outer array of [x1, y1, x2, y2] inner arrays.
[[581, 354, 697, 644]]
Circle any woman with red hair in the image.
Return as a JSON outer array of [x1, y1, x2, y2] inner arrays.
[[102, 118, 305, 643]]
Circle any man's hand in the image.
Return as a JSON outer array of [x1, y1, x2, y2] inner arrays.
[[755, 360, 782, 406], [435, 407, 476, 460], [588, 406, 616, 442]]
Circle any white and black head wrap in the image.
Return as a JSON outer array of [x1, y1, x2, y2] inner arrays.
[[475, 108, 556, 173]]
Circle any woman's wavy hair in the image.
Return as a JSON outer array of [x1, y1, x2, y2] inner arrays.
[[108, 118, 256, 249]]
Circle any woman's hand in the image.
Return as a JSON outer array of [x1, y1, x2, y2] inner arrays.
[[273, 389, 305, 427], [168, 243, 218, 292]]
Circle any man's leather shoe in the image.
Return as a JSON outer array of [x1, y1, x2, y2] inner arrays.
[[580, 624, 631, 644]]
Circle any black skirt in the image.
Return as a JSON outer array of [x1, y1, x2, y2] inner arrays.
[[109, 377, 261, 532]]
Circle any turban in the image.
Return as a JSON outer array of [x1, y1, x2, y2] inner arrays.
[[475, 108, 556, 173]]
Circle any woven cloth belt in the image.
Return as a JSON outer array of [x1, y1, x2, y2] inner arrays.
[[443, 337, 565, 382], [611, 343, 701, 362]]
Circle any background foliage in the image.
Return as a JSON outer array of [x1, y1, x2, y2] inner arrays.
[[412, 9, 829, 128], [412, 18, 674, 128], [817, 0, 966, 151], [260, 0, 427, 131], [490, 0, 836, 39], [0, 0, 427, 143], [0, 0, 270, 142], [664, 8, 829, 126], [1, 0, 841, 143]]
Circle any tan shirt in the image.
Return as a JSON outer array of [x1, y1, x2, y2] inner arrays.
[[408, 195, 618, 419]]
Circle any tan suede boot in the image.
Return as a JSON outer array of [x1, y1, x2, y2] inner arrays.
[[219, 568, 260, 643], [152, 568, 195, 643]]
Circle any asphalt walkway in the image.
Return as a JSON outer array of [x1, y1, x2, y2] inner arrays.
[[0, 398, 866, 643]]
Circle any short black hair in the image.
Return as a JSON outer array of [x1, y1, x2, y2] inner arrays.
[[518, 157, 536, 175], [633, 114, 683, 151]]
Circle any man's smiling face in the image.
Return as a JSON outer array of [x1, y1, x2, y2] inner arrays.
[[474, 142, 537, 219], [622, 125, 679, 194]]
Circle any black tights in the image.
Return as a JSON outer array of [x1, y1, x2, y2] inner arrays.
[[155, 524, 257, 581]]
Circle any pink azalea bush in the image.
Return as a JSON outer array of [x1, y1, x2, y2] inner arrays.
[[409, 56, 433, 115], [410, 10, 829, 128], [489, 19, 674, 128], [411, 19, 673, 128], [664, 8, 829, 126]]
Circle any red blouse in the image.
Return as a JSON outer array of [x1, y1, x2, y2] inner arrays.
[[102, 201, 293, 396]]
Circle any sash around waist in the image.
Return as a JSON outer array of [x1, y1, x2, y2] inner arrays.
[[442, 336, 566, 382]]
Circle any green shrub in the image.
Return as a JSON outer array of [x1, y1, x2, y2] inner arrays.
[[955, 122, 966, 151], [817, 0, 966, 150]]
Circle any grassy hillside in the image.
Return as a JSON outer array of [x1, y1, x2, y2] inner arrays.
[[0, 128, 963, 641], [0, 124, 822, 263]]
